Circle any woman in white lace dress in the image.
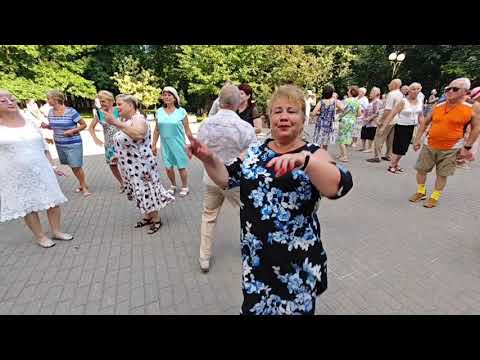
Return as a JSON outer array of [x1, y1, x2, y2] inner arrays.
[[0, 90, 73, 248]]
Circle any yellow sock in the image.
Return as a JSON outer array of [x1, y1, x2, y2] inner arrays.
[[417, 184, 426, 195], [431, 190, 442, 201]]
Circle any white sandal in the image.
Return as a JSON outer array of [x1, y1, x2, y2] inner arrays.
[[52, 232, 74, 241], [36, 237, 56, 248], [179, 187, 189, 197], [168, 185, 177, 195]]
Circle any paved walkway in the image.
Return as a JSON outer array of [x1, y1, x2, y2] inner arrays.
[[1, 123, 479, 314]]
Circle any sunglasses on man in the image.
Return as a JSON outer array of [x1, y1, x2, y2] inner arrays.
[[444, 86, 462, 93]]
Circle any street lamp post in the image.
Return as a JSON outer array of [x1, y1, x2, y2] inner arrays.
[[388, 52, 406, 79]]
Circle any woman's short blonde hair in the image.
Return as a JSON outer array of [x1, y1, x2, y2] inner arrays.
[[267, 85, 306, 121], [0, 89, 12, 98], [97, 90, 115, 102], [47, 90, 65, 104]]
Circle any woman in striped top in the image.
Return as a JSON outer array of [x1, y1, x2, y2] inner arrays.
[[41, 90, 91, 196]]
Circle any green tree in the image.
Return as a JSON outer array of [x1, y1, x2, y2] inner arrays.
[[111, 55, 162, 110], [176, 45, 357, 112], [0, 45, 97, 102]]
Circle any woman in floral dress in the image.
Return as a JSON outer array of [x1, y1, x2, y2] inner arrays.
[[188, 85, 353, 315], [337, 86, 361, 162], [89, 90, 124, 191], [102, 95, 174, 235], [312, 85, 344, 150]]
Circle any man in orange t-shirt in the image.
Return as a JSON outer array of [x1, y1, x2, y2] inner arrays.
[[409, 78, 480, 208]]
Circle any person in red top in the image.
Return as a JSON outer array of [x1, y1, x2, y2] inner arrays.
[[409, 78, 480, 208]]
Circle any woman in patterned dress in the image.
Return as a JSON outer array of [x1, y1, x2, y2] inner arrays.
[[337, 86, 361, 162], [312, 85, 344, 150], [187, 85, 353, 315], [102, 95, 174, 235], [88, 90, 124, 191]]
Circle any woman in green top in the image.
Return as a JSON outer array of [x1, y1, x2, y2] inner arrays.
[[337, 86, 361, 162], [88, 90, 124, 191], [152, 87, 194, 197]]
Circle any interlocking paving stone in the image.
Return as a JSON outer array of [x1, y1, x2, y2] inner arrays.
[[1, 125, 479, 314]]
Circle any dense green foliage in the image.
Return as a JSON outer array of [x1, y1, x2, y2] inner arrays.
[[1, 45, 478, 111]]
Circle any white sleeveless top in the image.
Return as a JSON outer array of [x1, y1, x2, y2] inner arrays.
[[396, 98, 423, 126]]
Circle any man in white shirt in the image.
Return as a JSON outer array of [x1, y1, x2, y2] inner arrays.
[[367, 79, 404, 162], [197, 84, 257, 272]]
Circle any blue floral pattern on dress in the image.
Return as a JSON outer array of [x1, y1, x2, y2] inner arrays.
[[226, 140, 333, 315]]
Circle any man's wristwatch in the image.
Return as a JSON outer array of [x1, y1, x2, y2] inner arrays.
[[464, 145, 472, 150]]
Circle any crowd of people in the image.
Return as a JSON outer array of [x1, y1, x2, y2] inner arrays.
[[1, 72, 479, 315], [309, 77, 480, 208]]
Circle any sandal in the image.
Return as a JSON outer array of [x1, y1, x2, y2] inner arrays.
[[396, 167, 404, 173], [147, 220, 163, 235], [179, 187, 189, 197], [75, 187, 83, 193], [52, 232, 74, 241], [168, 185, 177, 195], [36, 237, 56, 248], [135, 218, 153, 228], [387, 166, 399, 174]]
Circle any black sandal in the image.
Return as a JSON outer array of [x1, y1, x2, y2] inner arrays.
[[135, 218, 153, 228], [147, 221, 163, 235], [387, 166, 398, 174]]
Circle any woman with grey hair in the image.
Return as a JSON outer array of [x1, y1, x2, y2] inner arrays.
[[102, 95, 174, 234], [0, 90, 73, 248], [359, 87, 383, 153]]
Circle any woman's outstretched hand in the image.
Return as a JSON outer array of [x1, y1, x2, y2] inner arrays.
[[266, 152, 306, 177]]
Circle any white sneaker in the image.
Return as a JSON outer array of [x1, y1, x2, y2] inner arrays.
[[199, 257, 210, 273]]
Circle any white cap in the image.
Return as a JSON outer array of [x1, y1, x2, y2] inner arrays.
[[163, 86, 180, 104]]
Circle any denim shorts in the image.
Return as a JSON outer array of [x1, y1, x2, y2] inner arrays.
[[56, 143, 84, 168]]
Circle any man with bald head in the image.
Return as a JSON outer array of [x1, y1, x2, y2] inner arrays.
[[410, 78, 480, 208], [197, 84, 257, 272], [367, 79, 403, 163]]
